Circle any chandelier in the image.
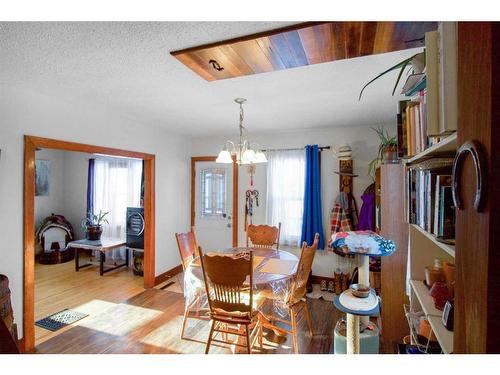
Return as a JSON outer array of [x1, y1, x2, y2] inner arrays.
[[216, 98, 267, 165]]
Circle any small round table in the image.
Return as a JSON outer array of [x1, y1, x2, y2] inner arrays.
[[183, 247, 299, 351], [185, 247, 299, 289]]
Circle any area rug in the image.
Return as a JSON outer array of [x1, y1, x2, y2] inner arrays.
[[35, 309, 89, 331]]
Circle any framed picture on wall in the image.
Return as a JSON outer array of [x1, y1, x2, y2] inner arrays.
[[35, 159, 50, 196]]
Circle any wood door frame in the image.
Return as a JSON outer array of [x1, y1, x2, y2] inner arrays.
[[190, 156, 238, 247], [23, 135, 156, 352]]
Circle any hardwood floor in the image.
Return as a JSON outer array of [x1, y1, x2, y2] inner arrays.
[[35, 256, 145, 345], [36, 276, 342, 354]]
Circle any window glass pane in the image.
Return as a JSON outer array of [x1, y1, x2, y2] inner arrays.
[[201, 168, 226, 217]]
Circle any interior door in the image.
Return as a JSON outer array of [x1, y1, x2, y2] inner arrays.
[[193, 160, 235, 251]]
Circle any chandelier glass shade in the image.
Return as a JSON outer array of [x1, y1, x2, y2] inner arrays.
[[216, 98, 267, 165]]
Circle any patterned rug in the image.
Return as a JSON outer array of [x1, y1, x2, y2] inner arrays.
[[35, 309, 89, 331]]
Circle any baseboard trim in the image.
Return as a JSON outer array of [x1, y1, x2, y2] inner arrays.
[[154, 264, 183, 286], [18, 337, 25, 353], [310, 275, 334, 284]]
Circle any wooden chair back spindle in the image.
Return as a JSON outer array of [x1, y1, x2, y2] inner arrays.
[[199, 248, 254, 318], [288, 233, 319, 303], [246, 223, 281, 249], [175, 227, 199, 271]]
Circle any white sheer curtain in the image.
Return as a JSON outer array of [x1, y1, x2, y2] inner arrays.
[[94, 157, 142, 261], [265, 149, 306, 247]]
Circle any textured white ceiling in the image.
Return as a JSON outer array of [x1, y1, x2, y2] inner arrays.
[[0, 22, 420, 136]]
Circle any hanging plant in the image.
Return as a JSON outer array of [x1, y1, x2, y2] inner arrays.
[[358, 51, 425, 100]]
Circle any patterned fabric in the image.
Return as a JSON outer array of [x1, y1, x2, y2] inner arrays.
[[330, 203, 353, 235], [331, 230, 396, 256]]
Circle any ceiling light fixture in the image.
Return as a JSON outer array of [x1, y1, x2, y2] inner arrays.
[[216, 98, 267, 165]]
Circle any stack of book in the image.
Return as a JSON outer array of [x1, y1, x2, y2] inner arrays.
[[397, 31, 441, 158], [397, 88, 430, 158], [407, 168, 455, 239]]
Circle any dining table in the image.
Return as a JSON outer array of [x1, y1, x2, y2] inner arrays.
[[184, 247, 299, 301], [182, 246, 300, 351]]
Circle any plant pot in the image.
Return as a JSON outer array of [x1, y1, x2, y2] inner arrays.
[[86, 225, 103, 241], [382, 145, 398, 163]]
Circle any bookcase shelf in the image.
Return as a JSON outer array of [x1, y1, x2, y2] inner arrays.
[[404, 132, 457, 165], [410, 224, 455, 258], [409, 280, 454, 354], [409, 280, 443, 316]]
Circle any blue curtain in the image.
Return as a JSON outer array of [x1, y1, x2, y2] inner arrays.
[[86, 158, 95, 217], [301, 145, 325, 249]]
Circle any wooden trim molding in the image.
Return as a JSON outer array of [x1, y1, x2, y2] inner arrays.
[[154, 264, 183, 286], [190, 156, 239, 247], [23, 135, 156, 352]]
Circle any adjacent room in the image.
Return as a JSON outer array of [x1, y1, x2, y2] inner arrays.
[[1, 17, 499, 358], [33, 148, 147, 345]]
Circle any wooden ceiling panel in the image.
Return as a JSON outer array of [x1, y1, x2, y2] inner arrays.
[[298, 24, 334, 64], [359, 22, 378, 57], [345, 22, 363, 58], [255, 36, 287, 71], [230, 40, 274, 74], [171, 22, 438, 81], [330, 22, 347, 61]]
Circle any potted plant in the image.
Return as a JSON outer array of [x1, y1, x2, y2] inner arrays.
[[368, 126, 399, 178], [81, 210, 109, 241], [358, 51, 425, 100]]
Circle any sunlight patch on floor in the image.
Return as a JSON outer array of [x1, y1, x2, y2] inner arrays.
[[78, 303, 163, 336], [140, 315, 212, 354]]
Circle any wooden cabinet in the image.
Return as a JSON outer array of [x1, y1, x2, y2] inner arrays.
[[380, 163, 409, 352]]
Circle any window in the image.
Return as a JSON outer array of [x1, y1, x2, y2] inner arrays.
[[93, 157, 143, 240], [201, 168, 227, 217], [265, 149, 306, 247]]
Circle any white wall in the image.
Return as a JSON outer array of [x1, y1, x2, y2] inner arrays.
[[34, 149, 66, 229], [0, 85, 192, 338], [62, 151, 95, 240], [191, 124, 396, 277], [34, 149, 92, 242]]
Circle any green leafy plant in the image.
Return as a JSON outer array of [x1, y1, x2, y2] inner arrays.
[[358, 51, 425, 100], [368, 126, 398, 178], [81, 210, 109, 230]]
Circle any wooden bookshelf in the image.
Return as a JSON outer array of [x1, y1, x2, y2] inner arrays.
[[409, 280, 454, 354], [409, 280, 443, 317], [410, 223, 455, 258], [428, 315, 453, 354], [404, 132, 457, 165]]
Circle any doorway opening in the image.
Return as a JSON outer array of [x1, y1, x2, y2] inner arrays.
[[24, 136, 156, 352]]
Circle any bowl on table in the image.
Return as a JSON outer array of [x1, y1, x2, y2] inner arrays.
[[350, 283, 371, 298]]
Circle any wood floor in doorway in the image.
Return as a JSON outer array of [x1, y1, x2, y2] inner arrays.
[[35, 256, 144, 345]]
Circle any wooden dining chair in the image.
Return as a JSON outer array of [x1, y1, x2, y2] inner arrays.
[[246, 223, 281, 249], [175, 227, 208, 339], [175, 227, 199, 271], [199, 247, 261, 354], [259, 233, 319, 354]]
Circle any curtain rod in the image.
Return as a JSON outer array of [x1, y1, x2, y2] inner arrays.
[[261, 146, 331, 152]]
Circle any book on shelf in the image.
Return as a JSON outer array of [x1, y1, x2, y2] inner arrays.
[[400, 97, 428, 157], [396, 30, 441, 159], [407, 168, 455, 240], [401, 73, 426, 96]]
